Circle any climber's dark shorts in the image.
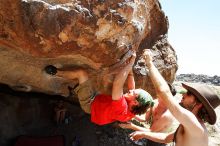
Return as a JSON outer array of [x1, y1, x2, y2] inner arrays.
[[74, 80, 96, 114]]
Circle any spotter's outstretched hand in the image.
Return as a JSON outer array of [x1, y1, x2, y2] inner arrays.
[[129, 131, 146, 141]]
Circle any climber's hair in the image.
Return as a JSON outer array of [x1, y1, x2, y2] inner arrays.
[[131, 89, 154, 115]]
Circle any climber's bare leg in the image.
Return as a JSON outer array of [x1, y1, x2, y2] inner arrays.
[[56, 69, 88, 84]]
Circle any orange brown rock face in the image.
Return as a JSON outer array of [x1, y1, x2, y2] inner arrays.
[[0, 0, 177, 97]]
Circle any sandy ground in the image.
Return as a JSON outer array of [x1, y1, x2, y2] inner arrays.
[[206, 106, 220, 146]]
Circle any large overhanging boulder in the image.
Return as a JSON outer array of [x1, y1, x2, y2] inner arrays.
[[0, 0, 178, 97]]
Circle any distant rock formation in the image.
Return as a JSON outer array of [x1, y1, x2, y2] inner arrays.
[[0, 0, 177, 97], [176, 74, 220, 86]]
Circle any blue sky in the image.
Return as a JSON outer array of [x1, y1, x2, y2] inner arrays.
[[159, 0, 220, 76]]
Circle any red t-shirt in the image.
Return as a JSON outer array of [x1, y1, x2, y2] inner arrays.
[[91, 94, 135, 125]]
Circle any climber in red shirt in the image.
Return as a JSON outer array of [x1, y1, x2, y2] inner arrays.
[[45, 51, 154, 125]]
